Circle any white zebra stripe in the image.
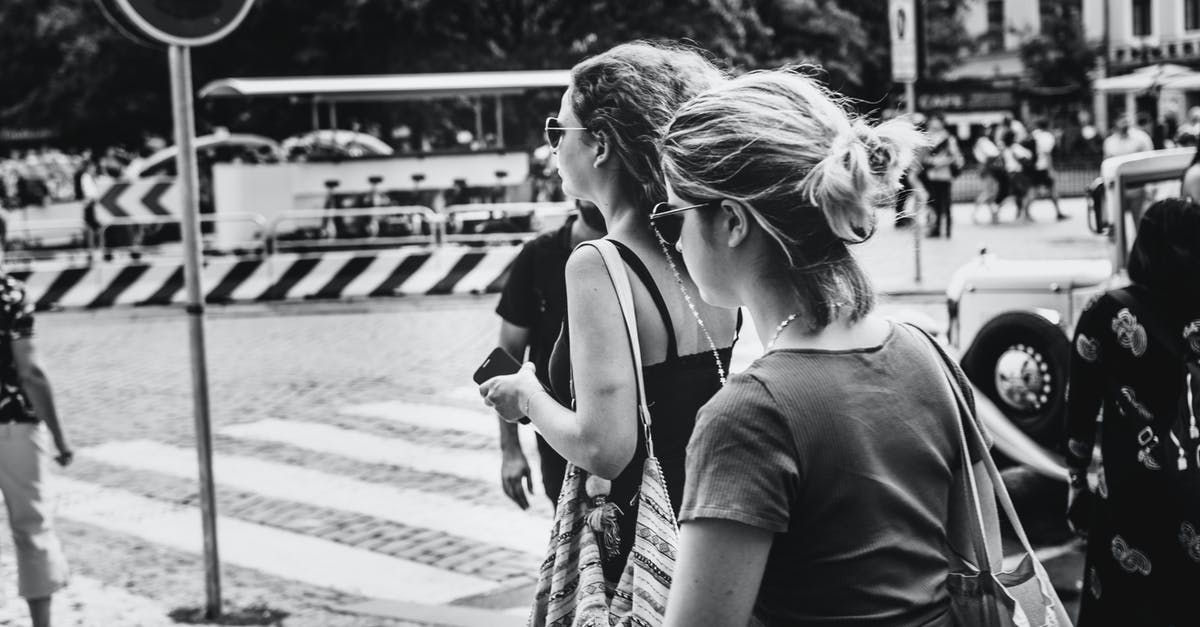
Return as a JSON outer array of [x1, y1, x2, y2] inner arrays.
[[79, 439, 551, 555], [219, 418, 536, 491], [452, 247, 520, 294], [393, 247, 475, 295], [53, 267, 105, 308], [338, 250, 419, 298], [19, 267, 73, 305], [280, 253, 367, 300], [110, 264, 181, 306], [52, 477, 498, 603]]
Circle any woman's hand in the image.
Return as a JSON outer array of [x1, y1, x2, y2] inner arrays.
[[480, 362, 543, 424]]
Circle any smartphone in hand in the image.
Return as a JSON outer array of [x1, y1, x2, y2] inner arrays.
[[473, 347, 532, 425], [473, 347, 522, 384]]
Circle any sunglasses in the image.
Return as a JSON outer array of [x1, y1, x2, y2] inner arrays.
[[650, 201, 718, 245], [545, 117, 588, 149]]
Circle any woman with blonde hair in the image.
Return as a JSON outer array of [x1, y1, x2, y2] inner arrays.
[[480, 41, 739, 585], [655, 70, 992, 626]]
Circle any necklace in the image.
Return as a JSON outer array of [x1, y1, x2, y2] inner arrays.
[[767, 313, 802, 351], [651, 224, 727, 386]]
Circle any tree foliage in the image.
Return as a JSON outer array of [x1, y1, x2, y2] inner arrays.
[[0, 0, 970, 149], [1019, 4, 1095, 93]]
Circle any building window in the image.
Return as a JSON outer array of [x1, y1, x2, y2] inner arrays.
[[1132, 0, 1152, 37], [984, 0, 1004, 52], [1187, 0, 1200, 31]]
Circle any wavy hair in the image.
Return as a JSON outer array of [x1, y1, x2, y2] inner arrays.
[[570, 41, 725, 212]]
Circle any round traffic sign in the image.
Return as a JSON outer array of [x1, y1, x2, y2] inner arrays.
[[106, 0, 255, 47]]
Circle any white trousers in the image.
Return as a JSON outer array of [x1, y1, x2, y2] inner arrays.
[[0, 423, 68, 598]]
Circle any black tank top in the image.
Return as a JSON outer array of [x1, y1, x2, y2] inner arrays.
[[547, 240, 733, 582]]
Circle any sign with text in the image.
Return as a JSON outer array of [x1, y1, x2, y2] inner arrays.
[[890, 0, 918, 83]]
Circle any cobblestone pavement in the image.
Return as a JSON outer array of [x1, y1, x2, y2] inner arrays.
[[0, 200, 1102, 625]]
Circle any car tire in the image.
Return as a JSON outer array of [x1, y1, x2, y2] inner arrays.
[[961, 312, 1070, 451]]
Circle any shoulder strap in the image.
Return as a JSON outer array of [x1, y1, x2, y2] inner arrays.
[[607, 239, 678, 359], [904, 324, 1056, 602], [579, 239, 657, 459]]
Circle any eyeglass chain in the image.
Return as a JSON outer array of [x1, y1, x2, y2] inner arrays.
[[651, 225, 726, 387]]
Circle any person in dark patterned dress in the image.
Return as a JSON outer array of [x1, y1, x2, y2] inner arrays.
[[1065, 198, 1200, 627], [0, 272, 73, 627]]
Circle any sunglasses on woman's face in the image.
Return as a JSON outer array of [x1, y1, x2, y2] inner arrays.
[[650, 200, 718, 245], [544, 117, 588, 149]]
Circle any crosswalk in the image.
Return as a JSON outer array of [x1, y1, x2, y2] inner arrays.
[[19, 398, 553, 625], [4, 305, 949, 625]]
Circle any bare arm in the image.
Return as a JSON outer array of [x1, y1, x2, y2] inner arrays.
[[13, 338, 71, 465], [497, 321, 533, 508], [480, 246, 639, 479], [663, 519, 773, 627]]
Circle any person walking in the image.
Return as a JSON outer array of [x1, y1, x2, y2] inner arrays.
[[1030, 118, 1067, 221], [972, 128, 1003, 224], [1065, 198, 1200, 627], [493, 200, 605, 509], [479, 41, 739, 585], [656, 69, 1003, 626], [0, 271, 72, 627], [999, 130, 1034, 222], [921, 114, 962, 238]]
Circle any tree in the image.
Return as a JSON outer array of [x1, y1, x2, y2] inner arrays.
[[1019, 4, 1094, 93]]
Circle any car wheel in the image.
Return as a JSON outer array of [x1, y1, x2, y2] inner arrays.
[[961, 312, 1070, 451]]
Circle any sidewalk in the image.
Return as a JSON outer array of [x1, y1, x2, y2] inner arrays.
[[858, 197, 1109, 296]]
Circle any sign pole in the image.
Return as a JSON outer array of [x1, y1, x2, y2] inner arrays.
[[907, 80, 921, 285], [168, 44, 222, 620]]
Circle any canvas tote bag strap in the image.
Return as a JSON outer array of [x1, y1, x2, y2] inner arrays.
[[579, 240, 657, 459], [910, 325, 1060, 602], [903, 324, 994, 574]]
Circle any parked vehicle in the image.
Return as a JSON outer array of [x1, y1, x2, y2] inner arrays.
[[947, 147, 1192, 458]]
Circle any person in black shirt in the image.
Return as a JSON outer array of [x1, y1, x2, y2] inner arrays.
[[493, 200, 605, 508]]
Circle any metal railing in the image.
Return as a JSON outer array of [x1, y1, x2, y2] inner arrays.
[[268, 205, 440, 251], [4, 201, 576, 263], [442, 202, 573, 244], [98, 213, 269, 259]]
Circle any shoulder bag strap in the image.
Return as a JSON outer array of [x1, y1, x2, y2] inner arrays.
[[579, 240, 657, 459], [907, 325, 1061, 601]]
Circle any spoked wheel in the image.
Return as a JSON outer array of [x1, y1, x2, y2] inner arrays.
[[961, 312, 1071, 452]]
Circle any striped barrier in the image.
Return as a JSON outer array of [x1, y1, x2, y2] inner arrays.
[[12, 245, 520, 310]]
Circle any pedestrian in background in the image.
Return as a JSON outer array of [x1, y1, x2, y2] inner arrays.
[[657, 68, 997, 626], [999, 130, 1033, 222], [1065, 198, 1200, 627], [921, 113, 962, 238], [1030, 118, 1067, 221], [1104, 114, 1154, 160], [480, 41, 738, 586], [972, 127, 1003, 223], [0, 271, 73, 627], [493, 199, 605, 509]]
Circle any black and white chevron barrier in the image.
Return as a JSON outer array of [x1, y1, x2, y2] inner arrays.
[[12, 246, 520, 310]]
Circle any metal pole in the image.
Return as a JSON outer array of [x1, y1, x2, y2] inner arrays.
[[330, 102, 338, 130], [906, 79, 922, 284], [311, 99, 319, 131], [473, 98, 484, 144], [494, 95, 504, 148], [168, 44, 222, 620]]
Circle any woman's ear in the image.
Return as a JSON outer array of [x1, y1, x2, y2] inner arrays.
[[721, 200, 751, 248], [591, 132, 613, 169]]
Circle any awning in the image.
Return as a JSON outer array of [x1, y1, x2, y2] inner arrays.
[[199, 70, 573, 102], [1093, 63, 1200, 93]]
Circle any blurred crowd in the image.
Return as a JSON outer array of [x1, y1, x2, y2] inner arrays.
[[0, 147, 136, 211]]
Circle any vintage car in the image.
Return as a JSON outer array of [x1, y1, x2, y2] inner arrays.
[[946, 147, 1193, 468]]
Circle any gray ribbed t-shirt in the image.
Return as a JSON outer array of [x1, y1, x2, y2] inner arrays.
[[681, 322, 980, 626]]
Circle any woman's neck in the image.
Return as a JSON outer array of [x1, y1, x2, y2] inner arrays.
[[742, 276, 886, 352]]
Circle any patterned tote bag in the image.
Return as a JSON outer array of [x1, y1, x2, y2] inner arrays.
[[913, 326, 1073, 627], [529, 240, 678, 627]]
